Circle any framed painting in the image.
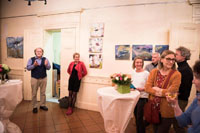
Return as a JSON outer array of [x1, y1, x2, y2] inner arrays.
[[90, 23, 104, 37], [115, 45, 130, 60], [89, 37, 103, 53], [6, 37, 23, 58], [132, 45, 152, 61], [89, 54, 103, 69], [155, 45, 169, 54]]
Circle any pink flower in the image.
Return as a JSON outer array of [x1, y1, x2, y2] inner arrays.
[[117, 74, 121, 77], [0, 68, 2, 72], [120, 77, 122, 80]]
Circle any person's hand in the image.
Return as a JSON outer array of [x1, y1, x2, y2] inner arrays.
[[153, 87, 162, 97], [152, 87, 160, 91], [136, 88, 144, 92], [33, 60, 38, 66], [155, 89, 163, 97], [166, 92, 178, 107], [45, 59, 48, 66]]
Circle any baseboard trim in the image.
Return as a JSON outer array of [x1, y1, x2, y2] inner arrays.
[[76, 101, 100, 112]]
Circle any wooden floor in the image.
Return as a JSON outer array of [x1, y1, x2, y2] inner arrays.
[[10, 100, 175, 133]]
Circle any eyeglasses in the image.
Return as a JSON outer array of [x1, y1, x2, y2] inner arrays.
[[165, 58, 176, 62]]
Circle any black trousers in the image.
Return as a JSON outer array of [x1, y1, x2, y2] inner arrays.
[[153, 117, 186, 133], [134, 98, 148, 133]]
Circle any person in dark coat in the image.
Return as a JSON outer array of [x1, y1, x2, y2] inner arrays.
[[175, 46, 193, 111]]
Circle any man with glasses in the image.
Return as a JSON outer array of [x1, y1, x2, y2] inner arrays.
[[175, 46, 193, 111], [27, 48, 51, 113]]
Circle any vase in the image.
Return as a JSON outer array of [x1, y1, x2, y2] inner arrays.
[[0, 74, 6, 84], [117, 84, 130, 94]]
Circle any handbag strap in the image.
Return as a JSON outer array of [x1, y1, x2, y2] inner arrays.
[[150, 69, 176, 101], [162, 70, 176, 89]]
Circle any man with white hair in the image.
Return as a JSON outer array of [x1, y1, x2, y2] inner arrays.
[[27, 47, 51, 113], [145, 52, 160, 72]]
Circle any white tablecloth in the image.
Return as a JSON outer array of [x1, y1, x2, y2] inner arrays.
[[0, 80, 23, 133], [97, 87, 140, 133]]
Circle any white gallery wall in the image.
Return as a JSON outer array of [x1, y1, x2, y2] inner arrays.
[[1, 0, 199, 111]]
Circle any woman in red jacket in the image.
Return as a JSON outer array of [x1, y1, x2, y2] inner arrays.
[[66, 53, 87, 115]]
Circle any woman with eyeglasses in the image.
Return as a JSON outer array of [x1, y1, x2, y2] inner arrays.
[[166, 60, 200, 133], [145, 50, 185, 133]]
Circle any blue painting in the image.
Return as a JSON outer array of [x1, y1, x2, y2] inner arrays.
[[132, 45, 152, 61], [115, 45, 130, 60], [155, 45, 169, 54], [6, 37, 23, 58]]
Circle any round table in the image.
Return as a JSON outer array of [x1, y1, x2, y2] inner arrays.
[[0, 80, 23, 133], [97, 87, 140, 133]]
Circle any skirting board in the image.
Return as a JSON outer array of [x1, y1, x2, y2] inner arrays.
[[76, 101, 100, 112]]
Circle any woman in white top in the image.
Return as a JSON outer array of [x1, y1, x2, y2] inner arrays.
[[131, 56, 149, 133]]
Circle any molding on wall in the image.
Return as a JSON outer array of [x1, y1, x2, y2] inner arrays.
[[188, 0, 200, 5], [82, 76, 112, 85], [76, 101, 99, 112], [193, 4, 200, 23], [9, 69, 23, 76], [37, 9, 83, 17], [8, 68, 24, 81]]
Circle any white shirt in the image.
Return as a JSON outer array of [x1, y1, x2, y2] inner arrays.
[[131, 69, 149, 98]]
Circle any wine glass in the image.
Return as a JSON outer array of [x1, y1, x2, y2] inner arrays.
[[166, 89, 178, 107]]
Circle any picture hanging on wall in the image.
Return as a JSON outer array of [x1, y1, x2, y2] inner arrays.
[[6, 37, 23, 58], [115, 45, 130, 60], [90, 23, 104, 37], [155, 45, 169, 54], [132, 45, 152, 61], [89, 37, 103, 53], [89, 54, 103, 69]]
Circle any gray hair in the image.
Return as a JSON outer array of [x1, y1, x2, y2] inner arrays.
[[176, 46, 191, 60], [152, 52, 160, 57]]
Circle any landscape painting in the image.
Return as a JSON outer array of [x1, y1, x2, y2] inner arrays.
[[132, 45, 152, 61], [115, 45, 130, 60], [155, 45, 169, 54], [6, 37, 23, 58]]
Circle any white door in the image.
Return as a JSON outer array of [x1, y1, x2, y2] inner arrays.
[[170, 23, 200, 107], [170, 23, 200, 66], [60, 28, 76, 98], [23, 29, 43, 100]]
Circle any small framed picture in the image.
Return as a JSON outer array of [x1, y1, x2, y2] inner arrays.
[[115, 45, 130, 60], [89, 54, 103, 69], [132, 45, 152, 61]]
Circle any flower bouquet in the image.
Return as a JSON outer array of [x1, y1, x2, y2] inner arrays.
[[0, 64, 11, 84], [110, 73, 131, 94]]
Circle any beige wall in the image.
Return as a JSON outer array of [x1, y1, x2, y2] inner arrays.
[[1, 0, 193, 76], [0, 0, 199, 111]]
